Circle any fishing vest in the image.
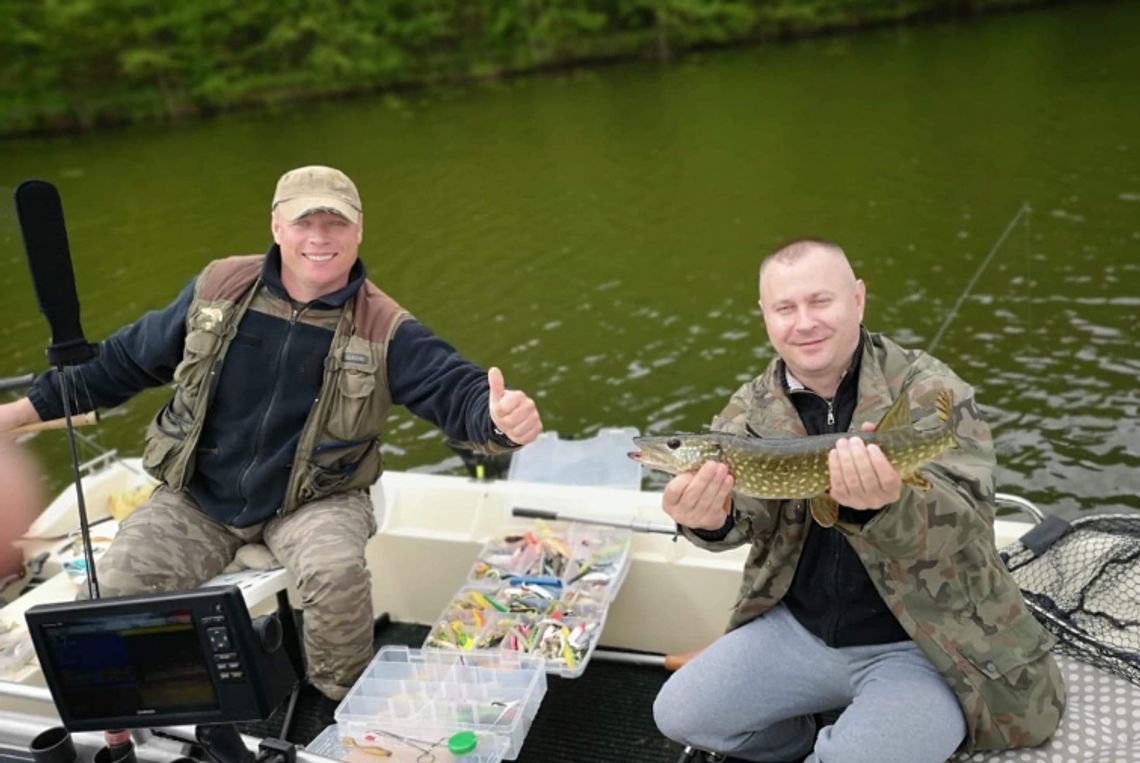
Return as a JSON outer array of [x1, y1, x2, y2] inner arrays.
[[141, 255, 409, 516]]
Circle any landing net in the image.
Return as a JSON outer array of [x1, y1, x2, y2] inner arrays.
[[1003, 514, 1140, 686]]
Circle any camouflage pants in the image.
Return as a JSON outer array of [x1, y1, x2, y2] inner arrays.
[[94, 485, 377, 700]]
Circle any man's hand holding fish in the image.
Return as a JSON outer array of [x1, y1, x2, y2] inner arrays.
[[661, 461, 735, 531]]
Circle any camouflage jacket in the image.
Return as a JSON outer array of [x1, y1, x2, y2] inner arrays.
[[683, 330, 1064, 752]]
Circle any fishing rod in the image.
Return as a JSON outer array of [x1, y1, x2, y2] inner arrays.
[[926, 201, 1032, 355], [0, 329, 145, 482], [14, 179, 103, 600], [1, 373, 114, 445], [512, 505, 677, 535]]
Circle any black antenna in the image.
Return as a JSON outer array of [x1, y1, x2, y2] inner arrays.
[[14, 179, 101, 599]]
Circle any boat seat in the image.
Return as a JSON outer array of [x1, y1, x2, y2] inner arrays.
[[952, 654, 1140, 762], [201, 563, 293, 614], [201, 552, 302, 665]]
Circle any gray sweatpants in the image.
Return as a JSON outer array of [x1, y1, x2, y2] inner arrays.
[[654, 604, 966, 763], [92, 485, 377, 700]]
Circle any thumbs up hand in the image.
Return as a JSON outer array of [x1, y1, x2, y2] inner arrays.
[[488, 367, 542, 445]]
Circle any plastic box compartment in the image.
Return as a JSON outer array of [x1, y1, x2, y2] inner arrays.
[[334, 646, 547, 761], [426, 590, 604, 678], [465, 522, 632, 597]]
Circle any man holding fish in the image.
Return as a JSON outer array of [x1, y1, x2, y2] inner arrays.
[[643, 240, 1063, 762]]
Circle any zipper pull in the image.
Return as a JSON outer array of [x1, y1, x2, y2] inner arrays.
[[827, 401, 835, 427]]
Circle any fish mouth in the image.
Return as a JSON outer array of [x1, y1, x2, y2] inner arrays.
[[627, 450, 679, 474]]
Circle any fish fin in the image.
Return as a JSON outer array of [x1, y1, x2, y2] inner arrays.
[[902, 472, 933, 491], [875, 390, 913, 432], [810, 495, 839, 527], [934, 388, 961, 449], [935, 389, 953, 423]]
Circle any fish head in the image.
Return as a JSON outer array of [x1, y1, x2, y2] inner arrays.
[[628, 434, 723, 475]]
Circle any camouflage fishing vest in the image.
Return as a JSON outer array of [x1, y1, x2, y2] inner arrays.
[[141, 255, 409, 516], [684, 330, 1064, 752]]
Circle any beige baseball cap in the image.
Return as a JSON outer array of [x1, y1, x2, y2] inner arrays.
[[271, 165, 362, 223]]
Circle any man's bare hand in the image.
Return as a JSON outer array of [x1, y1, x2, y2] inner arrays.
[[828, 422, 902, 510], [662, 461, 734, 530], [488, 367, 542, 445]]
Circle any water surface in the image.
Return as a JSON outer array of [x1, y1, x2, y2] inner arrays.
[[2, 3, 1136, 517]]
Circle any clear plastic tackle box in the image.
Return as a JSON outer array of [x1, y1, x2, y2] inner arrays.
[[315, 646, 547, 762], [425, 520, 632, 678]]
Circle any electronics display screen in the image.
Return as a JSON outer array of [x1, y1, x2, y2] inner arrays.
[[26, 585, 296, 731], [38, 608, 219, 720]]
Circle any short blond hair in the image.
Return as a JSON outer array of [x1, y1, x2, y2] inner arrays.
[[758, 238, 850, 283]]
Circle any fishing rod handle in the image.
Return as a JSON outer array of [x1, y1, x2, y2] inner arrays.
[[10, 411, 98, 434]]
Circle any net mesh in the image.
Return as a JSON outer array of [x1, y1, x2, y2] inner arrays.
[[1002, 514, 1140, 686]]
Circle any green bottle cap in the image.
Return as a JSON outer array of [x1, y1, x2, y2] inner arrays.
[[448, 731, 478, 755]]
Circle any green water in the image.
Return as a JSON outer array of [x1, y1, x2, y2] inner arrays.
[[1, 3, 1136, 517]]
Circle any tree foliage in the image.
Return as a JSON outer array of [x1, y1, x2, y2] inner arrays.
[[0, 0, 1046, 135]]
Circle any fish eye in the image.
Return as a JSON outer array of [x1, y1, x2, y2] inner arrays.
[[666, 438, 681, 450]]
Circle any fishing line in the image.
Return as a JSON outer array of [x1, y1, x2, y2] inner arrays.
[[63, 366, 141, 473], [1022, 201, 1034, 349], [7, 368, 146, 478], [926, 202, 1031, 356]]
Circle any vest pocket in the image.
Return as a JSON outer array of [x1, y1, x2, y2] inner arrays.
[[142, 419, 183, 477], [329, 365, 376, 439], [174, 326, 224, 400], [303, 437, 379, 498]]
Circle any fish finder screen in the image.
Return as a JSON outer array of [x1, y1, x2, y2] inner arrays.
[[40, 609, 219, 720]]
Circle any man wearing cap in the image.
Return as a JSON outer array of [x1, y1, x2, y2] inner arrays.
[[0, 165, 543, 702]]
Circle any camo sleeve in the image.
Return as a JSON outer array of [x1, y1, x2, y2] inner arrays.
[[680, 380, 773, 551], [836, 362, 997, 559]]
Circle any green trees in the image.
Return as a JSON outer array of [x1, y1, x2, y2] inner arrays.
[[0, 0, 1044, 135]]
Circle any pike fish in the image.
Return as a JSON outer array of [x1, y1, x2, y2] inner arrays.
[[629, 389, 958, 527]]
